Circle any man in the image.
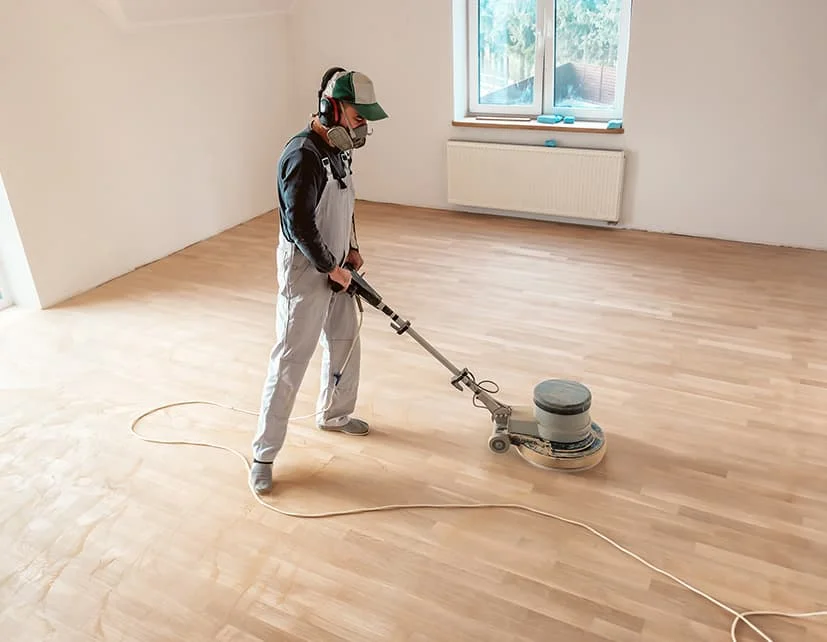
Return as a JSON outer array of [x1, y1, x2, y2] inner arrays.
[[250, 68, 388, 494]]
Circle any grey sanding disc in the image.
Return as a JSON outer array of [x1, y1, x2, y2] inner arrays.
[[533, 379, 592, 416]]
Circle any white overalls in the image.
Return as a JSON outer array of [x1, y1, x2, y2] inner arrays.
[[252, 154, 360, 463]]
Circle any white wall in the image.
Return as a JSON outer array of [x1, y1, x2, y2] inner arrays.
[[0, 0, 292, 308], [288, 0, 827, 250]]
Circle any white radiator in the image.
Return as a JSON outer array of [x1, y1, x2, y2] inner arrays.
[[446, 141, 626, 223]]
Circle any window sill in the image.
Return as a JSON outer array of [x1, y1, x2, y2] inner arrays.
[[452, 116, 624, 135]]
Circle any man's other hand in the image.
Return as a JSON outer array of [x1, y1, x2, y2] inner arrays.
[[346, 249, 364, 271]]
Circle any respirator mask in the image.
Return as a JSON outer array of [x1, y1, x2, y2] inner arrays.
[[320, 99, 371, 151]]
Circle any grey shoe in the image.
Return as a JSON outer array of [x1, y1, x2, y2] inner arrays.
[[318, 418, 370, 436], [250, 460, 273, 494]]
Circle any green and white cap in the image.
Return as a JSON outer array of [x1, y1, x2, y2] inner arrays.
[[327, 71, 388, 121]]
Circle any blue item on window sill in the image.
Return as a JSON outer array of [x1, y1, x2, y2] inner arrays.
[[563, 115, 575, 124], [537, 114, 564, 124], [544, 139, 557, 147], [607, 119, 623, 129]]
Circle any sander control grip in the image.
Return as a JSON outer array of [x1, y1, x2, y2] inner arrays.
[[328, 263, 383, 309], [327, 263, 353, 294]]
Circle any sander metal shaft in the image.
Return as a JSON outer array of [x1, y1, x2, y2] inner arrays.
[[329, 264, 512, 424]]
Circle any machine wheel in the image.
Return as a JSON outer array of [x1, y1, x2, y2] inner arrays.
[[488, 434, 510, 454]]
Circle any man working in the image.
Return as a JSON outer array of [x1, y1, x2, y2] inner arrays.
[[250, 68, 388, 494]]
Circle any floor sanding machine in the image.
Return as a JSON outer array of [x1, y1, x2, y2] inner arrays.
[[331, 265, 607, 471]]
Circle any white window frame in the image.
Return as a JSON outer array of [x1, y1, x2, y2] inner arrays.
[[466, 0, 632, 121]]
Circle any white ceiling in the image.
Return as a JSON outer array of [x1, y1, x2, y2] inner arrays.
[[94, 0, 295, 27]]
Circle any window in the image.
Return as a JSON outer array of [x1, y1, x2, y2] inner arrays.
[[466, 0, 632, 121]]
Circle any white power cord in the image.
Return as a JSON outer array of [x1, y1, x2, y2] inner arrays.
[[128, 399, 826, 642], [129, 297, 826, 641]]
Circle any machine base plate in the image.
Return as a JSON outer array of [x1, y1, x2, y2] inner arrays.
[[515, 423, 606, 471], [498, 406, 607, 472]]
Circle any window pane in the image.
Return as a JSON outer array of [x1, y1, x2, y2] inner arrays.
[[554, 0, 622, 111], [477, 0, 537, 106]]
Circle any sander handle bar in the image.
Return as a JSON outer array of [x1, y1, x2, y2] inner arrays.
[[328, 262, 383, 308], [330, 263, 512, 421]]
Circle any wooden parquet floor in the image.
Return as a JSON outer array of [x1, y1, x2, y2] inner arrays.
[[1, 201, 826, 641]]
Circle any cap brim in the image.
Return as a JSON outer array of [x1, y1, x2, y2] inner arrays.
[[354, 102, 388, 121]]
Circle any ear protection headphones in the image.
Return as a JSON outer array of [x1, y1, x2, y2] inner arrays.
[[318, 66, 345, 129], [317, 66, 363, 152]]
